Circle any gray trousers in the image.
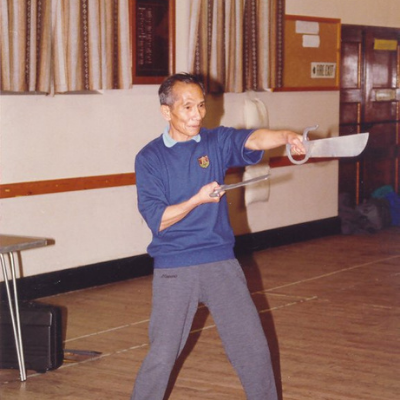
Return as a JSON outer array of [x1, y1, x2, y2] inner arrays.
[[131, 259, 277, 400]]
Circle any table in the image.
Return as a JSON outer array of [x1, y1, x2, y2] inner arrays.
[[0, 234, 54, 381]]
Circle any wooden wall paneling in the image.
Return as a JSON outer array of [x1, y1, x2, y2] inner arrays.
[[0, 158, 335, 199]]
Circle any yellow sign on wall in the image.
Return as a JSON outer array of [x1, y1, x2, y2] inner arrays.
[[374, 39, 398, 51]]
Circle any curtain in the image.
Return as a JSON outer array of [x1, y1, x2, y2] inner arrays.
[[0, 0, 52, 92], [0, 0, 131, 94], [188, 0, 283, 93]]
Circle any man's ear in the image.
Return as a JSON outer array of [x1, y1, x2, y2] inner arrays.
[[160, 105, 171, 121]]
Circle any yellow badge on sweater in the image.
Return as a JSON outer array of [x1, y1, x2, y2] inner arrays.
[[198, 156, 210, 168]]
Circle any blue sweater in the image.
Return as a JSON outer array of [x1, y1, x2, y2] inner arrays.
[[135, 126, 264, 268]]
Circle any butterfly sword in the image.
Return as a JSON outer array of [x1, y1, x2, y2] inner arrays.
[[210, 125, 369, 197], [286, 125, 369, 165], [209, 174, 271, 198]]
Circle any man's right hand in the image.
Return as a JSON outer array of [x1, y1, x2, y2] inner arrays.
[[159, 181, 224, 232], [197, 181, 226, 203]]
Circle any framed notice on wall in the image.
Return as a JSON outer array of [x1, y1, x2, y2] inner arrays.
[[278, 15, 341, 91], [131, 0, 175, 84]]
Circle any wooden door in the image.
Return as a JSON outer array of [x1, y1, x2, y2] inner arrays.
[[339, 25, 400, 204]]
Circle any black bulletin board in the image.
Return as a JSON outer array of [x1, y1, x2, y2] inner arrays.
[[281, 15, 341, 91]]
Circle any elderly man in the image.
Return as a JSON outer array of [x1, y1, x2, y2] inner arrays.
[[132, 72, 305, 400]]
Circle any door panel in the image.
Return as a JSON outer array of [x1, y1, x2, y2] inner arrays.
[[340, 25, 400, 203]]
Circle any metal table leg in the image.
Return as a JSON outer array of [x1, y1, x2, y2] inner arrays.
[[0, 253, 27, 381]]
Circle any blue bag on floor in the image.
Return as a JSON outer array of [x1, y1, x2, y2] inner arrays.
[[385, 191, 400, 226], [372, 185, 400, 226]]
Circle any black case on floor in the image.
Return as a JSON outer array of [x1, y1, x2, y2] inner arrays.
[[0, 301, 64, 373]]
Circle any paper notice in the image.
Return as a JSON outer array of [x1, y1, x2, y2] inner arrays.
[[303, 35, 320, 48], [296, 21, 319, 35]]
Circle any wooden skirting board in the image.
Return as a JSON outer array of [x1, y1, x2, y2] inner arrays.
[[0, 217, 341, 300]]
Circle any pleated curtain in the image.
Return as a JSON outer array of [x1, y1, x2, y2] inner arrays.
[[188, 0, 282, 93], [0, 0, 131, 94]]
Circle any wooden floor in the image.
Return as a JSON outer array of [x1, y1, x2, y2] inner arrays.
[[1, 228, 399, 400]]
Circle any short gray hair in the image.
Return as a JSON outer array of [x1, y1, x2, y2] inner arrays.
[[158, 73, 205, 106]]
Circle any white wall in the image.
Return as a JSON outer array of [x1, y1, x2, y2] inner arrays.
[[1, 0, 399, 279], [286, 0, 400, 27]]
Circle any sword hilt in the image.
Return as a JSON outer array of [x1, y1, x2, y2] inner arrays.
[[286, 125, 319, 165]]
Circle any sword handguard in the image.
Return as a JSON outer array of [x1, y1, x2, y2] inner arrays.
[[287, 125, 319, 165]]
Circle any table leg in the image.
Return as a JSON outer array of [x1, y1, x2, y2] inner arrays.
[[0, 253, 27, 381]]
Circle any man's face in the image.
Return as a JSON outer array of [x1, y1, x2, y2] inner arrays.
[[161, 82, 206, 142]]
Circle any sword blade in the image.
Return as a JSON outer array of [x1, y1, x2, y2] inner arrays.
[[210, 174, 270, 197], [307, 132, 369, 158], [221, 174, 271, 191]]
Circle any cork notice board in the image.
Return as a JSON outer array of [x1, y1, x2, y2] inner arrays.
[[282, 15, 341, 90]]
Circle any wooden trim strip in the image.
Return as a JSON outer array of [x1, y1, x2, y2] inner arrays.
[[272, 87, 340, 92], [284, 15, 341, 24], [0, 158, 332, 199], [0, 173, 136, 199]]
